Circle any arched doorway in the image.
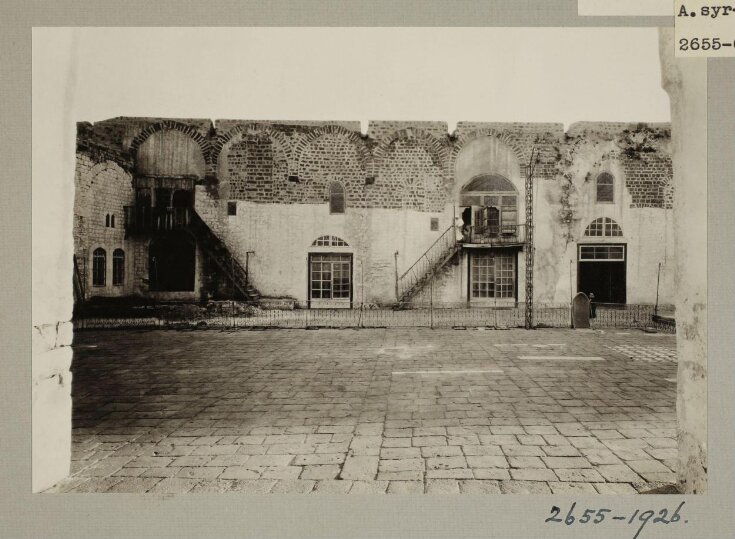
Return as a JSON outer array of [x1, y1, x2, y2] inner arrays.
[[578, 218, 626, 304]]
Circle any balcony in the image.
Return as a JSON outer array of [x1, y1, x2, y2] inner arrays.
[[461, 223, 527, 247], [124, 205, 192, 236]]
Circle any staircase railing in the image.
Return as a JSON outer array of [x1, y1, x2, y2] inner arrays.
[[396, 224, 458, 304], [189, 212, 260, 303]]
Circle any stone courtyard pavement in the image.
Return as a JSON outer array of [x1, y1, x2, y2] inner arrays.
[[47, 328, 679, 494]]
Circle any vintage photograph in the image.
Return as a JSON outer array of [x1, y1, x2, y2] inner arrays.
[[33, 27, 704, 496]]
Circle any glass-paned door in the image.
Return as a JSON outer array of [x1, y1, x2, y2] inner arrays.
[[309, 253, 352, 308], [470, 250, 516, 303]]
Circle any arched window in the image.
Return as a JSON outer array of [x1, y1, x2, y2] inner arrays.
[[460, 174, 518, 234], [92, 248, 106, 286], [112, 249, 125, 286], [329, 182, 346, 214], [596, 172, 614, 203], [105, 214, 110, 227], [110, 214, 115, 228], [312, 235, 349, 247], [584, 217, 623, 237]]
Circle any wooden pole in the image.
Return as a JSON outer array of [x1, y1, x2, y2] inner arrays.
[[394, 251, 399, 302]]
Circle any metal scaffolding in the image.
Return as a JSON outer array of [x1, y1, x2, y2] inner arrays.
[[525, 147, 538, 329]]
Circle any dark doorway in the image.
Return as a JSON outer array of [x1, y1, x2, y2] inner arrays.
[[577, 244, 626, 304], [149, 233, 196, 291]]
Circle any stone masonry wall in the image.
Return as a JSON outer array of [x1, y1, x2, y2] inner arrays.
[[75, 117, 674, 306]]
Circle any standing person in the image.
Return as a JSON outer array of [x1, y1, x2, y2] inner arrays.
[[589, 292, 597, 318], [455, 216, 465, 243]]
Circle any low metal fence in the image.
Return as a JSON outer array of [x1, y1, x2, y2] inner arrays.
[[73, 301, 674, 333]]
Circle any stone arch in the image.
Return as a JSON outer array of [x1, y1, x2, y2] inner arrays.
[[295, 124, 374, 177], [129, 120, 211, 167], [448, 129, 526, 179], [211, 123, 293, 176], [374, 128, 447, 171]]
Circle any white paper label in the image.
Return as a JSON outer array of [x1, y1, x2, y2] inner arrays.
[[675, 1, 735, 56]]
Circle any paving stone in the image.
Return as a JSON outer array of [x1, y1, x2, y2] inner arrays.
[[462, 445, 503, 456], [312, 480, 353, 494], [425, 479, 460, 494], [590, 429, 623, 439], [553, 469, 605, 482], [426, 469, 474, 479], [643, 437, 677, 448], [510, 469, 557, 481], [340, 456, 378, 480], [379, 458, 424, 472], [568, 437, 607, 449], [516, 435, 546, 446], [68, 477, 124, 493], [479, 435, 517, 445], [106, 477, 162, 493], [387, 480, 424, 494], [148, 477, 200, 494], [466, 455, 509, 468], [176, 466, 225, 480], [637, 471, 677, 483], [412, 436, 447, 447], [300, 465, 341, 480], [349, 436, 382, 455], [205, 454, 251, 467], [169, 455, 212, 467], [541, 445, 581, 457], [626, 459, 673, 474], [645, 447, 678, 460], [266, 443, 317, 455], [124, 456, 175, 468], [426, 456, 467, 470], [381, 447, 421, 459], [140, 467, 182, 478], [381, 438, 412, 448], [458, 480, 501, 494], [378, 471, 424, 481], [355, 423, 383, 436], [270, 480, 316, 494], [596, 464, 644, 483], [315, 442, 350, 454], [261, 466, 303, 480], [349, 480, 388, 494], [508, 457, 546, 469], [228, 480, 277, 494], [220, 467, 262, 480], [594, 483, 638, 494], [524, 426, 558, 435], [111, 467, 147, 478], [579, 448, 622, 465], [293, 453, 344, 466], [499, 480, 551, 494], [502, 445, 544, 457], [548, 481, 598, 494], [472, 468, 511, 480], [246, 454, 295, 467], [541, 457, 592, 469]]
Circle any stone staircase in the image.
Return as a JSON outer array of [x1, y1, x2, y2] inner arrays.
[[190, 211, 261, 303], [394, 225, 461, 309]]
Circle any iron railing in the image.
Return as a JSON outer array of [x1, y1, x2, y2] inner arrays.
[[123, 206, 192, 235], [464, 223, 527, 246], [74, 301, 674, 333], [396, 225, 459, 304]]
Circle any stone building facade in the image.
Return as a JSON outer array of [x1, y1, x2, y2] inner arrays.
[[73, 117, 675, 310]]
